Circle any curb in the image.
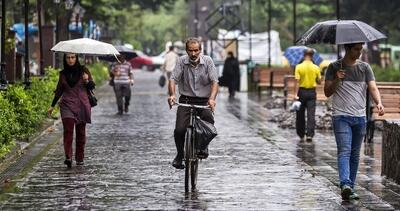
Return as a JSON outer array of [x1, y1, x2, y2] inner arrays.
[[0, 119, 63, 190]]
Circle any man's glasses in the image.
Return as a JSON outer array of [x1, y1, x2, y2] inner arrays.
[[66, 56, 76, 59]]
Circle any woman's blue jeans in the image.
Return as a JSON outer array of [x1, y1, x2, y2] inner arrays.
[[332, 115, 366, 188]]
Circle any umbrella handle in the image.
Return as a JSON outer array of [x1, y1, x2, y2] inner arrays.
[[340, 59, 344, 85], [114, 54, 121, 63]]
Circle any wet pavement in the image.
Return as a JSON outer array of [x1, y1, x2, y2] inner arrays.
[[0, 69, 400, 210]]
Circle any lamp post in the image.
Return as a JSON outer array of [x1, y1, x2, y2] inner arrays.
[[24, 0, 31, 87], [267, 0, 271, 68], [37, 0, 44, 75], [248, 0, 252, 61], [194, 0, 198, 37], [65, 0, 74, 39], [336, 0, 341, 59], [0, 0, 7, 90], [293, 0, 297, 45], [54, 0, 60, 68]]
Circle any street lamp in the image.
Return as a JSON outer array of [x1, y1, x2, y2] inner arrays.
[[54, 0, 60, 68], [65, 0, 74, 10], [37, 0, 44, 75], [24, 0, 31, 87], [65, 0, 74, 39], [0, 0, 8, 90]]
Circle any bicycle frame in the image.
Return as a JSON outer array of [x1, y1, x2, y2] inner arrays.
[[174, 102, 209, 192]]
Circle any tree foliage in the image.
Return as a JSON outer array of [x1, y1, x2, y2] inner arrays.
[[26, 0, 400, 55], [224, 0, 399, 51]]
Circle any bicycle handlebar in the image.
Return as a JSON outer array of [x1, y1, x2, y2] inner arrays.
[[173, 102, 211, 109]]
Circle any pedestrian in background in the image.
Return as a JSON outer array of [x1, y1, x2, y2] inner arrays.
[[324, 42, 384, 201], [294, 48, 321, 142], [48, 53, 95, 168], [111, 54, 134, 115], [167, 37, 219, 169], [221, 51, 240, 98], [161, 45, 179, 80]]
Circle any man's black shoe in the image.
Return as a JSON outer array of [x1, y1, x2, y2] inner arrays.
[[197, 148, 209, 159], [64, 159, 72, 168], [124, 106, 129, 113], [172, 157, 184, 169]]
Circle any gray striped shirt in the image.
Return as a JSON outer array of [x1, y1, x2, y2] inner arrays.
[[112, 61, 132, 85], [171, 55, 218, 98]]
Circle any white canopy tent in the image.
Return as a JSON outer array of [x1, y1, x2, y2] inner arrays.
[[207, 29, 283, 66]]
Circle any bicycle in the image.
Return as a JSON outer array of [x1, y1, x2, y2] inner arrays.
[[173, 102, 210, 192]]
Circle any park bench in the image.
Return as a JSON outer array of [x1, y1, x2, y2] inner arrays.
[[252, 67, 292, 95], [283, 75, 327, 109], [366, 82, 400, 141]]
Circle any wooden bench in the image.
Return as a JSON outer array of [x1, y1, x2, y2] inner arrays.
[[366, 83, 400, 141], [283, 75, 327, 109], [283, 77, 400, 141], [252, 67, 292, 95]]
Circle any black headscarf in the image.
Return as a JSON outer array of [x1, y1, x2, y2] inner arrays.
[[62, 54, 83, 87]]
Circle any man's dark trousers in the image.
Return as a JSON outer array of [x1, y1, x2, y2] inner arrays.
[[174, 96, 214, 159], [296, 88, 316, 138]]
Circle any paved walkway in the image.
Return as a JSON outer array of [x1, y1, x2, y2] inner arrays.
[[0, 70, 399, 210]]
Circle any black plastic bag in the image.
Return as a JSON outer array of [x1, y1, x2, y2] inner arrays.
[[194, 117, 217, 150], [159, 74, 166, 87], [218, 76, 227, 87]]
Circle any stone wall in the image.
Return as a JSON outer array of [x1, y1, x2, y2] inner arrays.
[[382, 120, 400, 184]]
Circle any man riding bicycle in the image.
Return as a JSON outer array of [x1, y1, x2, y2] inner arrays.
[[167, 37, 219, 169]]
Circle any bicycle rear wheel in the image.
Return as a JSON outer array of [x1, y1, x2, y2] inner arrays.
[[184, 128, 193, 192]]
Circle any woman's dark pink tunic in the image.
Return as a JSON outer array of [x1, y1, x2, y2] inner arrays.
[[54, 71, 92, 124]]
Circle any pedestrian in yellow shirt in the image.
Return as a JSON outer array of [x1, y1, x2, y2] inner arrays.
[[294, 48, 321, 141]]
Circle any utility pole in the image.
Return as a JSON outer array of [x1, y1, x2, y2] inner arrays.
[[336, 0, 341, 59], [0, 0, 7, 90], [54, 0, 60, 68], [268, 0, 271, 68], [248, 0, 252, 61], [194, 0, 199, 37], [293, 0, 296, 45], [37, 0, 44, 75], [24, 0, 30, 87]]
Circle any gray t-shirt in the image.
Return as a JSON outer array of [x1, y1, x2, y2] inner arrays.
[[325, 60, 375, 117], [171, 55, 218, 98]]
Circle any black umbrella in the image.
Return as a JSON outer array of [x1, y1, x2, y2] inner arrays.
[[98, 45, 138, 62], [297, 20, 386, 45]]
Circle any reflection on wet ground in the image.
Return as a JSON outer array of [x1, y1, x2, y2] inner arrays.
[[227, 91, 400, 210], [0, 71, 399, 210]]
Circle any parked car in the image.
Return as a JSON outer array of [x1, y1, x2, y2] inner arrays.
[[150, 51, 166, 70], [129, 50, 154, 71], [149, 49, 185, 71]]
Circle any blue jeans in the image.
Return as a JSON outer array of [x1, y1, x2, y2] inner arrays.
[[332, 115, 366, 188]]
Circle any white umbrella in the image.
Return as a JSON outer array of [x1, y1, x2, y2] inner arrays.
[[51, 38, 120, 56]]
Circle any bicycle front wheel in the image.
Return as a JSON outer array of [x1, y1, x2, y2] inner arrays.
[[184, 128, 193, 192], [191, 159, 198, 190]]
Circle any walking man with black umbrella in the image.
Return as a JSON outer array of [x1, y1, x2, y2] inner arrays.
[[324, 42, 384, 201]]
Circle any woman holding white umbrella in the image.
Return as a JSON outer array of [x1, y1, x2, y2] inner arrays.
[[48, 53, 95, 168]]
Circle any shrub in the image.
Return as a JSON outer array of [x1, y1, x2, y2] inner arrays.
[[372, 65, 400, 82], [86, 62, 109, 86], [0, 93, 19, 147], [0, 63, 108, 158]]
